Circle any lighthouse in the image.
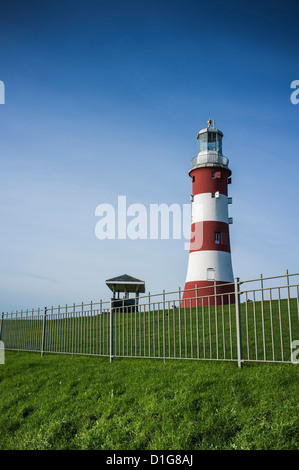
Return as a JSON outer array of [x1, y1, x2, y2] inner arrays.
[[182, 119, 234, 307]]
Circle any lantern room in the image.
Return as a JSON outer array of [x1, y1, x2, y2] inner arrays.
[[197, 119, 223, 155]]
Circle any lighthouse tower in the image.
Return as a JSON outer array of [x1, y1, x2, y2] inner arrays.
[[182, 119, 234, 306]]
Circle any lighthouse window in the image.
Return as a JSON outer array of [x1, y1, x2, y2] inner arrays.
[[198, 133, 208, 152], [214, 232, 220, 244], [211, 172, 215, 178], [192, 176, 195, 182], [208, 132, 217, 151], [207, 268, 215, 281], [198, 131, 223, 154], [217, 138, 222, 154]]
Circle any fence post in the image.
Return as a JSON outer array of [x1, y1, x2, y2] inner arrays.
[[90, 301, 93, 356], [72, 303, 76, 357], [195, 284, 199, 359], [286, 269, 293, 348], [214, 279, 219, 359], [41, 307, 47, 357], [163, 290, 166, 363], [110, 298, 114, 362], [148, 292, 151, 358], [260, 274, 266, 360], [234, 278, 243, 368], [178, 287, 182, 358], [0, 312, 4, 341]]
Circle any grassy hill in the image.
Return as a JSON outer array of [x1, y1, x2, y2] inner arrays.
[[0, 351, 298, 450]]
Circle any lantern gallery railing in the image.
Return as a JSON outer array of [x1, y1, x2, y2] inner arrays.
[[0, 271, 298, 367], [190, 152, 229, 170]]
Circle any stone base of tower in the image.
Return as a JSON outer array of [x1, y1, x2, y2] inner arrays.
[[181, 280, 235, 307]]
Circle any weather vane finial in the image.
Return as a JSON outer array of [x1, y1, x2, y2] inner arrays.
[[207, 112, 212, 127]]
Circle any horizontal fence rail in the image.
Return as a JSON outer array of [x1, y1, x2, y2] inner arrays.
[[0, 271, 298, 367]]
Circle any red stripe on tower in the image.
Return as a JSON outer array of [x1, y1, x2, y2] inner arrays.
[[182, 119, 235, 307]]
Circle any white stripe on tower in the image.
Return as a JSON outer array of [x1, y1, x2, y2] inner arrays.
[[192, 193, 229, 224], [185, 251, 233, 283]]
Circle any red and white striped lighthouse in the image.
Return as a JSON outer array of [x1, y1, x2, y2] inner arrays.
[[182, 119, 234, 306]]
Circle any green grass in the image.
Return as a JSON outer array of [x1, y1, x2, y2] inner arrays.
[[0, 351, 298, 450]]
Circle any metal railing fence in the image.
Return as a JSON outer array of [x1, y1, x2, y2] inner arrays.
[[0, 271, 298, 367]]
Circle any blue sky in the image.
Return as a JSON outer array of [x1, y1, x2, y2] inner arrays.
[[0, 0, 299, 311]]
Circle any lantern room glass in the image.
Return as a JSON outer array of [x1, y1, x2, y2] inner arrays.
[[198, 132, 222, 155]]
